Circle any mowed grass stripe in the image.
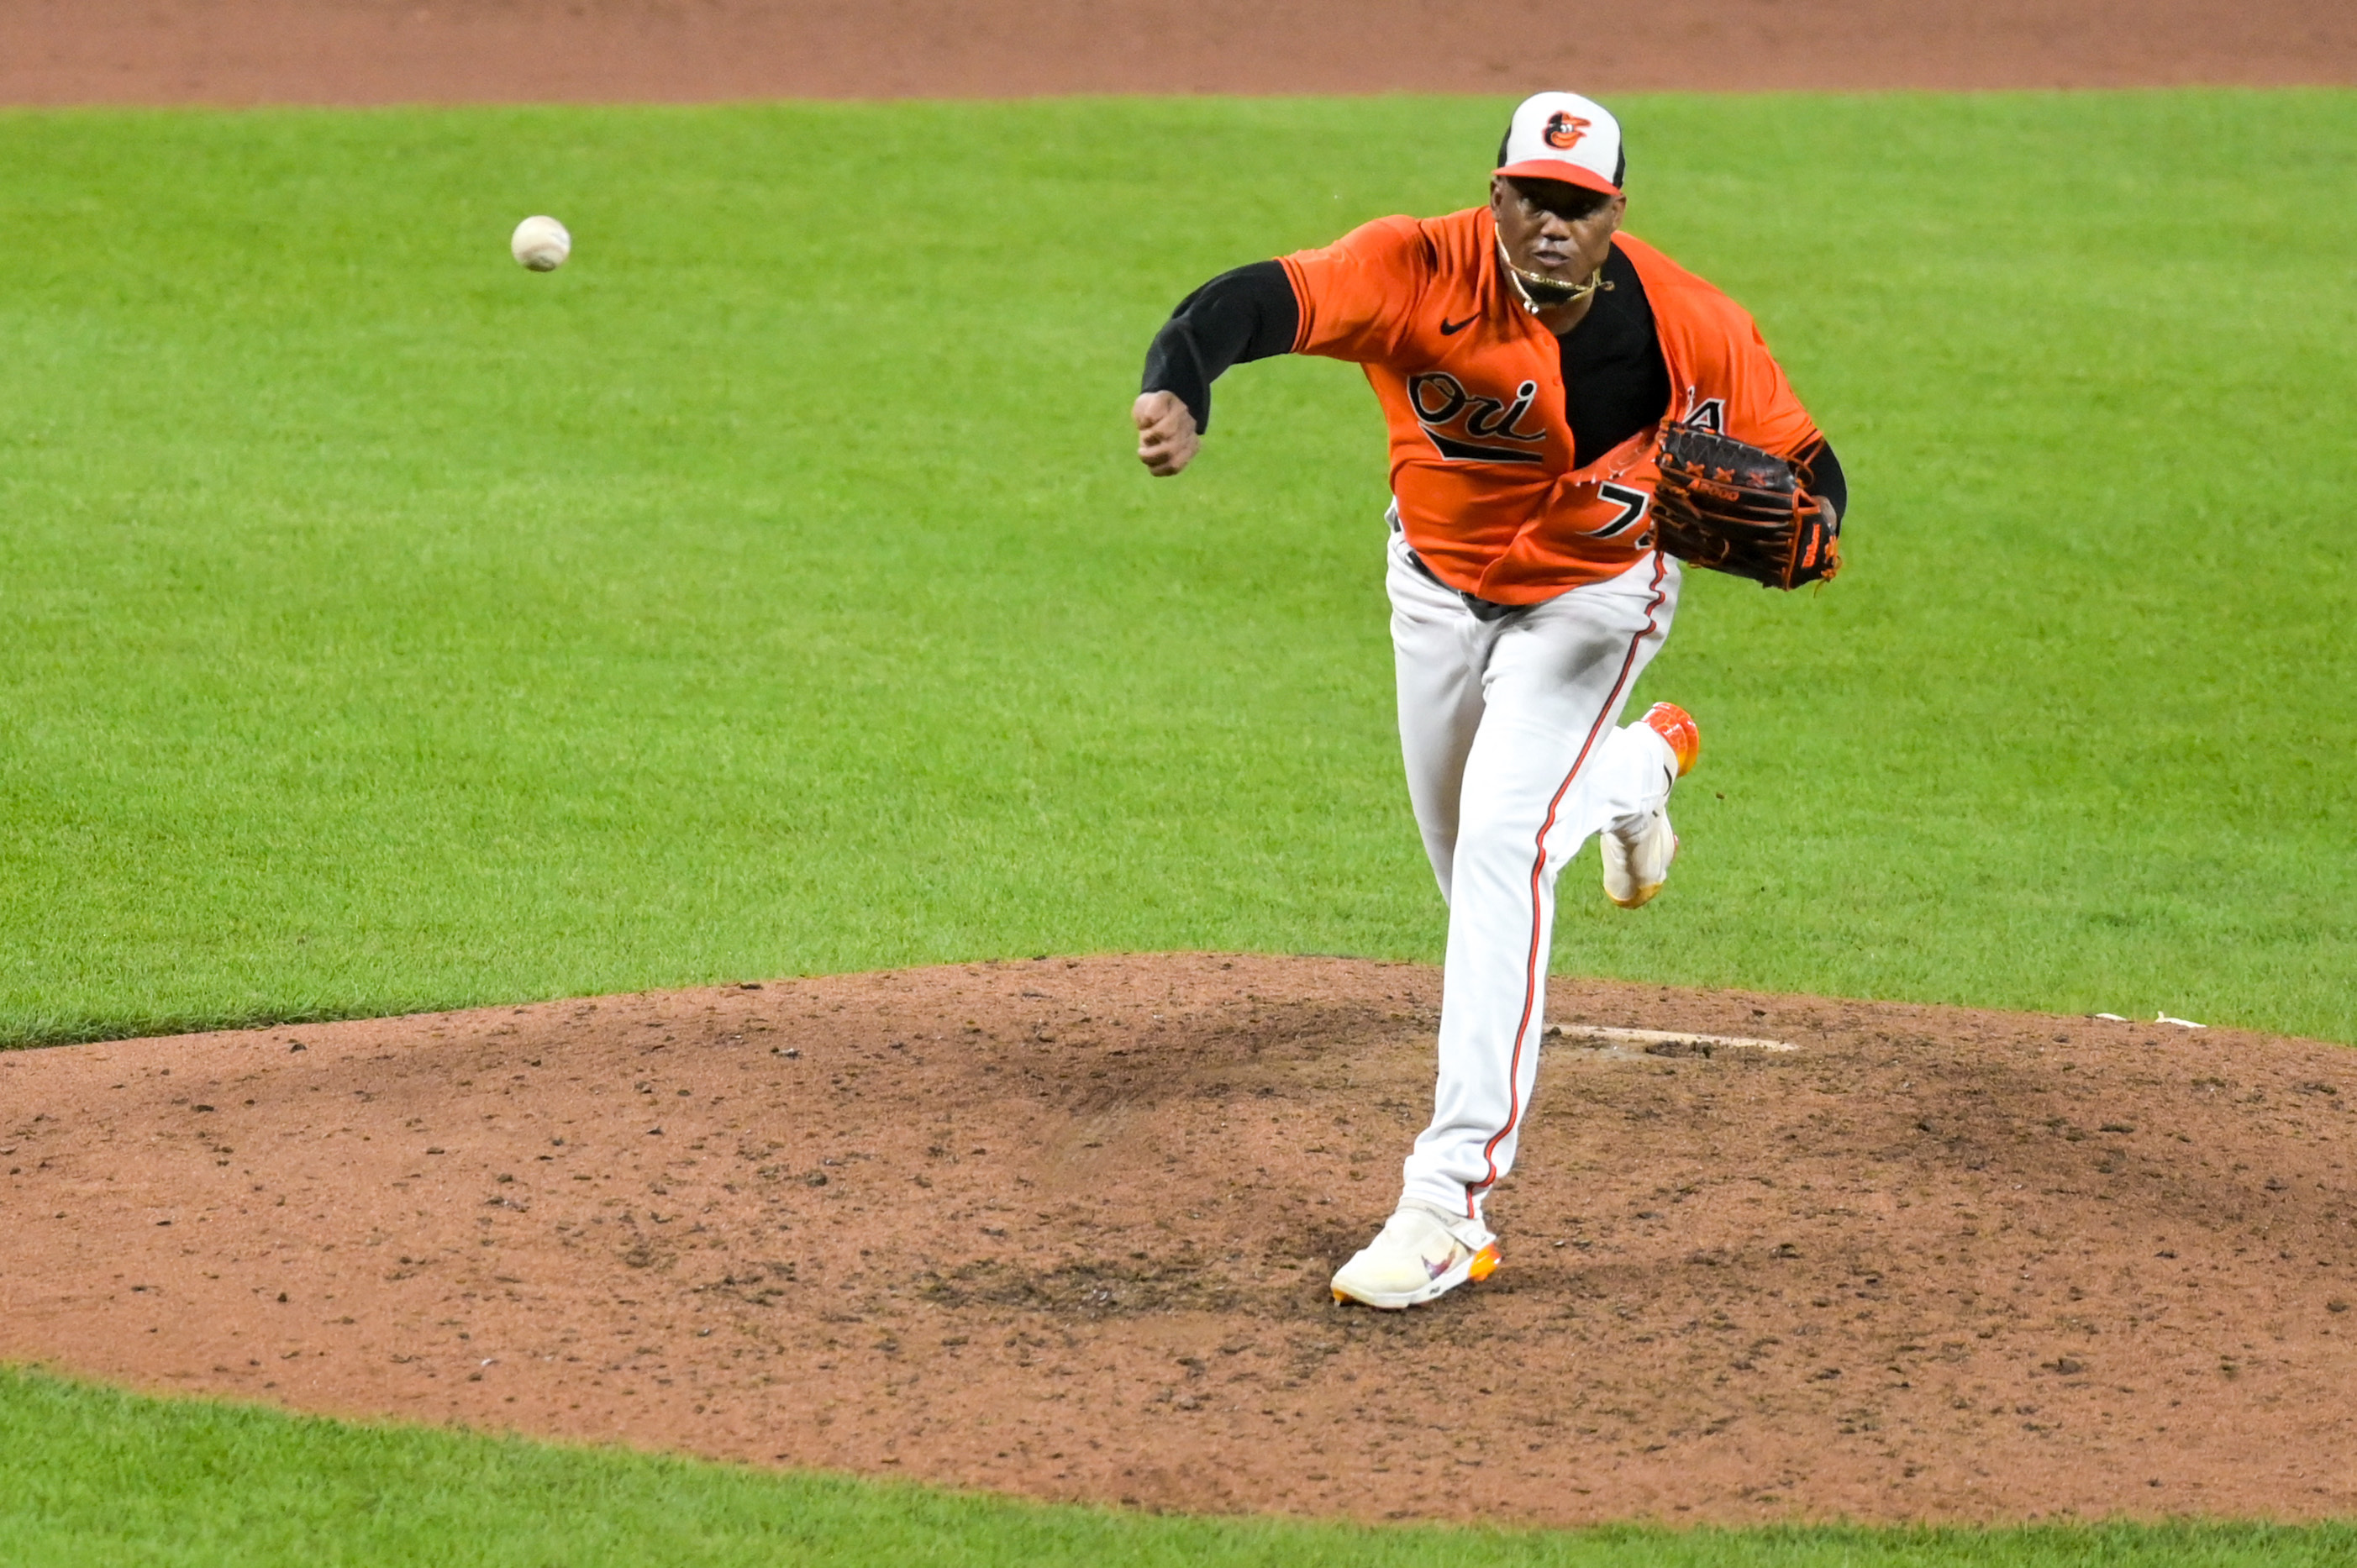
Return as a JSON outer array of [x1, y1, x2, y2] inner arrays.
[[0, 92, 2351, 1045], [2, 1369, 2352, 1566]]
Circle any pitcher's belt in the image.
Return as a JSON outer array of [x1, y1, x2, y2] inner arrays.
[[1390, 510, 1521, 624]]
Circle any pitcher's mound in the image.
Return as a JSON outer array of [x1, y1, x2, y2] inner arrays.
[[4, 955, 2354, 1523]]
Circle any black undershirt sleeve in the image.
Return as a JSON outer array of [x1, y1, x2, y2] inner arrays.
[[1140, 260, 1301, 433], [1807, 441, 1849, 522]]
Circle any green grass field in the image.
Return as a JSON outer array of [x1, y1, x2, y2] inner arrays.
[[3, 90, 2351, 1047], [3, 90, 2354, 1561], [4, 1368, 2354, 1567]]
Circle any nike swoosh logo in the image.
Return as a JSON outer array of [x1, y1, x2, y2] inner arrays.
[[1439, 314, 1477, 335]]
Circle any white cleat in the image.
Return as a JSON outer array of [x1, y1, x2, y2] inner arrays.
[[1602, 701, 1698, 910], [1330, 1202, 1501, 1310], [1602, 808, 1678, 909]]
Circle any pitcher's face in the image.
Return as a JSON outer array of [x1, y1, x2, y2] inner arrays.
[[1490, 176, 1624, 287]]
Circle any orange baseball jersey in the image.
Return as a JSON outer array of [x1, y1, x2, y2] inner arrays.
[[1276, 205, 1823, 603]]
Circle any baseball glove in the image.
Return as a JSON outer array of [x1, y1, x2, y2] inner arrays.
[[1649, 424, 1840, 590]]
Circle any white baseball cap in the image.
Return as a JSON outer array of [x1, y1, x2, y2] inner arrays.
[[1494, 92, 1624, 196]]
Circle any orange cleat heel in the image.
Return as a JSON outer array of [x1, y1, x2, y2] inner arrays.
[[1639, 702, 1700, 777]]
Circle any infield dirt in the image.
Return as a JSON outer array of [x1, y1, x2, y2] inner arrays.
[[5, 955, 2354, 1524], [3, 0, 2351, 104]]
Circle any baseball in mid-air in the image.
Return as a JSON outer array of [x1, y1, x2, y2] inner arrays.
[[510, 215, 571, 271]]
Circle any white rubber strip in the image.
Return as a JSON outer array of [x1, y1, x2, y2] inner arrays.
[[1549, 1024, 1797, 1055]]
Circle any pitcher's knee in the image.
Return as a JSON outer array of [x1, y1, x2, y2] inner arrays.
[[1448, 815, 1555, 893]]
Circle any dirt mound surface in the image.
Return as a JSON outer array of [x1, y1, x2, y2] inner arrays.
[[4, 955, 2354, 1523], [3, 0, 2351, 106]]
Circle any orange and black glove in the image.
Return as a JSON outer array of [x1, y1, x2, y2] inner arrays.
[[1649, 424, 1841, 590]]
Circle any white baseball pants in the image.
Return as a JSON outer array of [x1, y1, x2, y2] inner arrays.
[[1385, 522, 1683, 1219]]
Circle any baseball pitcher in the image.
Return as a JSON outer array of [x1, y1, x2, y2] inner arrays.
[[1133, 92, 1848, 1308]]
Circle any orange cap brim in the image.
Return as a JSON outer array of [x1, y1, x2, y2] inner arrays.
[[1493, 160, 1620, 196]]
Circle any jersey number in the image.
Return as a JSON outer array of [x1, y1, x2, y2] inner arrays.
[[1591, 482, 1651, 539]]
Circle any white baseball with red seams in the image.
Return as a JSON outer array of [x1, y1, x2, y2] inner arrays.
[[1384, 528, 1684, 1218]]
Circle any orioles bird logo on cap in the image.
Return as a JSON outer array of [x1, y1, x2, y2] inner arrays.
[[1543, 112, 1592, 150]]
